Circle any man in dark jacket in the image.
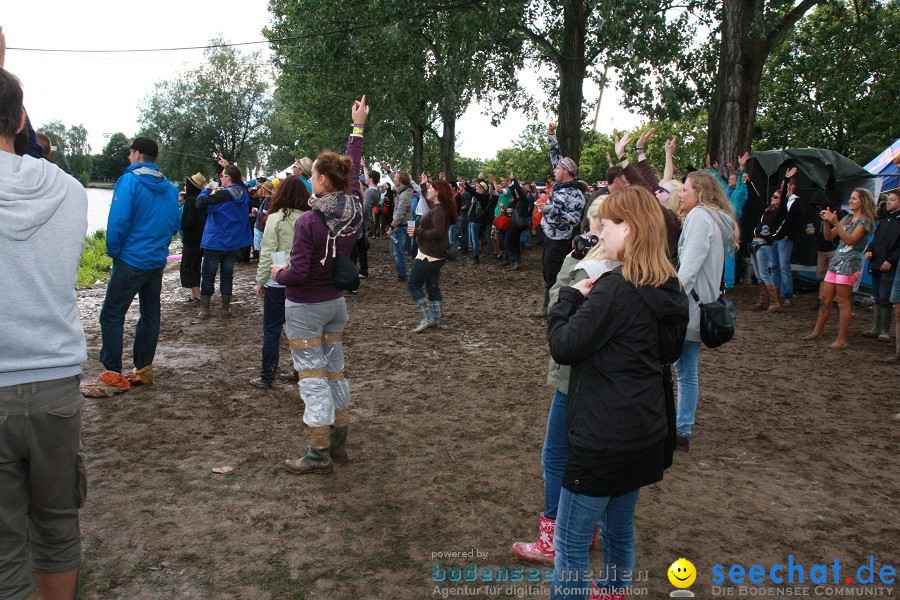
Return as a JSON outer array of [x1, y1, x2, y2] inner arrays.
[[864, 190, 900, 341], [772, 170, 804, 306]]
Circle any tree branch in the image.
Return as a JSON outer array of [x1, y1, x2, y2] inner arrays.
[[765, 0, 822, 55], [468, 0, 560, 65]]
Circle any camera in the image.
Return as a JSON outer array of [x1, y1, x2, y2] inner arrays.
[[572, 234, 599, 259]]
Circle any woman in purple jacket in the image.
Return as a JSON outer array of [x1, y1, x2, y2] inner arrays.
[[270, 96, 367, 475]]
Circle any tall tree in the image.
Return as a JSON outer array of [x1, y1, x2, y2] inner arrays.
[[91, 132, 131, 180], [139, 39, 273, 180], [755, 0, 900, 164], [36, 120, 92, 181], [471, 0, 695, 165]]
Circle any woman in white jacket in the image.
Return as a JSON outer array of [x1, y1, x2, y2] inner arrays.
[[674, 170, 739, 451]]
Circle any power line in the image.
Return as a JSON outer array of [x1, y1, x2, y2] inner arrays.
[[7, 0, 479, 54]]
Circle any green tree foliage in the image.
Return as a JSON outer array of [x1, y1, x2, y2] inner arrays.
[[265, 0, 523, 179], [91, 132, 131, 180], [36, 120, 93, 183], [139, 39, 273, 181], [755, 0, 900, 164]]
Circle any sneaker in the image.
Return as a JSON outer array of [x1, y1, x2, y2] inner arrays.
[[81, 371, 131, 398], [783, 299, 793, 307], [279, 371, 299, 382], [249, 377, 273, 389]]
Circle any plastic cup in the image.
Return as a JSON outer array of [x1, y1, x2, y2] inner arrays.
[[271, 251, 286, 267]]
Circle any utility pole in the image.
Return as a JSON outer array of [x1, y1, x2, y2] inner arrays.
[[592, 65, 610, 132]]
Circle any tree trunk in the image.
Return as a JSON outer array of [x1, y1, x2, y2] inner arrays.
[[556, 1, 588, 165], [708, 0, 766, 168], [440, 112, 456, 181], [410, 122, 425, 178]]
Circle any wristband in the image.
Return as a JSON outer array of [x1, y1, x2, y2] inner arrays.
[[635, 147, 644, 153], [352, 122, 365, 127], [617, 154, 626, 162], [352, 127, 364, 135]]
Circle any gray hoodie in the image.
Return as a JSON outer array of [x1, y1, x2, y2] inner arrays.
[[0, 152, 88, 386], [677, 205, 736, 342]]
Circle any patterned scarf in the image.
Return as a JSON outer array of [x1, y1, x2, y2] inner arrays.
[[309, 192, 362, 264]]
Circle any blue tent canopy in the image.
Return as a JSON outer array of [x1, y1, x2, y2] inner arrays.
[[864, 138, 900, 194]]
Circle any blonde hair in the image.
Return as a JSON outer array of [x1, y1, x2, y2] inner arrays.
[[597, 187, 677, 287], [686, 170, 740, 251], [664, 180, 685, 223], [851, 187, 876, 226], [583, 195, 608, 261]]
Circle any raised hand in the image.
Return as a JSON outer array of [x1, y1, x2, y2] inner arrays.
[[706, 153, 712, 168], [614, 132, 632, 160], [739, 151, 750, 170], [786, 166, 798, 178], [665, 136, 677, 155], [637, 127, 656, 149], [351, 95, 369, 125], [606, 152, 614, 168]]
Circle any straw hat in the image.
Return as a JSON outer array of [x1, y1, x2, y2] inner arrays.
[[186, 172, 206, 189], [259, 180, 275, 195], [292, 157, 313, 177]]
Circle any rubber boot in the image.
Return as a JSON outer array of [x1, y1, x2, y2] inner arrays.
[[413, 298, 434, 333], [753, 282, 768, 310], [221, 294, 232, 317], [284, 426, 333, 474], [877, 305, 893, 341], [471, 255, 480, 266], [511, 513, 555, 566], [199, 295, 211, 319], [330, 409, 349, 462], [886, 319, 900, 363], [863, 305, 884, 338], [765, 285, 781, 312], [431, 300, 443, 329]]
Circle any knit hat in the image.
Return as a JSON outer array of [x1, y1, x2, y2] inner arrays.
[[559, 157, 578, 176]]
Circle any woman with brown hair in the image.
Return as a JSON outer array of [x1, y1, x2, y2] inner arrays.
[[804, 187, 876, 347], [251, 177, 310, 388], [547, 187, 688, 599], [270, 96, 368, 475], [406, 179, 458, 332]]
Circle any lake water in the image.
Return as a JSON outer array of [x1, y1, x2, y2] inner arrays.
[[86, 187, 114, 233]]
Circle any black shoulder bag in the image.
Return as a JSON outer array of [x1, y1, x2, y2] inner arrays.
[[318, 213, 360, 292], [690, 279, 736, 348]]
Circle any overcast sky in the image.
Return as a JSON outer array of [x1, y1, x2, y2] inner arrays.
[[4, 0, 641, 165]]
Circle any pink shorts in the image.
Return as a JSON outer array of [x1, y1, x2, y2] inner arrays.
[[824, 270, 861, 286]]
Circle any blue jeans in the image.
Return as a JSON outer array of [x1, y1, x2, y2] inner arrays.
[[552, 487, 640, 600], [768, 242, 782, 291], [871, 270, 896, 306], [468, 222, 482, 257], [406, 258, 444, 302], [409, 215, 422, 256], [521, 228, 532, 249], [100, 258, 164, 373], [674, 339, 701, 436], [724, 247, 736, 289], [390, 228, 408, 278], [458, 214, 469, 251], [261, 286, 286, 381], [751, 243, 774, 285], [542, 391, 569, 520], [200, 249, 238, 296], [775, 239, 794, 300], [448, 223, 459, 248]]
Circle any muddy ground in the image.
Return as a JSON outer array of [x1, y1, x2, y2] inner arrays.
[[74, 238, 898, 599]]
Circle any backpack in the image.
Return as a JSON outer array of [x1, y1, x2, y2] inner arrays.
[[470, 198, 485, 221]]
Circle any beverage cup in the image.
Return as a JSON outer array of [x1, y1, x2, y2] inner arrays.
[[271, 251, 286, 267]]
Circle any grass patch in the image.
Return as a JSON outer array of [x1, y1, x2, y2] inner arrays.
[[77, 229, 112, 288]]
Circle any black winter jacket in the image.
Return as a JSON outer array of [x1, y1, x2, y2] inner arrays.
[[180, 189, 208, 245], [865, 210, 900, 271], [547, 268, 689, 453]]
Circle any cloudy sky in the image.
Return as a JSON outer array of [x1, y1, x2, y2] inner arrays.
[[4, 0, 641, 163]]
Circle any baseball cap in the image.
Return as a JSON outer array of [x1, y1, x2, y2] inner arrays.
[[120, 137, 159, 158]]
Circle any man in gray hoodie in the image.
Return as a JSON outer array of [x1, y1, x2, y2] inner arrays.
[[0, 65, 88, 600]]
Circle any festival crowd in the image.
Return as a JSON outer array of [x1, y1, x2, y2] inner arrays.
[[2, 23, 898, 599]]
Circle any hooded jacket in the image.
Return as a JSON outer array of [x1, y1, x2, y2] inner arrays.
[[543, 134, 586, 240], [107, 162, 181, 270], [197, 184, 254, 251], [391, 184, 414, 228], [677, 206, 736, 342], [547, 267, 689, 453], [0, 152, 88, 386]]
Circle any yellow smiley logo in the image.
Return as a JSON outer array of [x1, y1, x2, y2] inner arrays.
[[668, 558, 697, 588]]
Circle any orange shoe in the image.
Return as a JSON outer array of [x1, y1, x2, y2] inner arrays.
[[126, 365, 154, 386], [81, 371, 131, 398]]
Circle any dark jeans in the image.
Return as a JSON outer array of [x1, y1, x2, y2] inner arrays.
[[180, 243, 203, 288], [409, 215, 422, 256], [872, 269, 896, 306], [100, 258, 164, 373], [350, 235, 369, 276], [406, 258, 445, 302], [507, 223, 524, 263], [542, 237, 571, 298], [261, 286, 286, 381], [201, 249, 238, 296], [458, 214, 469, 251]]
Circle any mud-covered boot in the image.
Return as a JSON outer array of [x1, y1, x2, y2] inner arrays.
[[330, 410, 350, 462], [199, 295, 211, 319], [753, 282, 768, 310], [765, 285, 781, 312], [431, 300, 443, 329], [284, 426, 333, 474], [220, 294, 233, 318], [413, 298, 434, 333], [511, 513, 555, 566], [877, 305, 893, 341], [864, 305, 885, 338], [886, 320, 900, 363]]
